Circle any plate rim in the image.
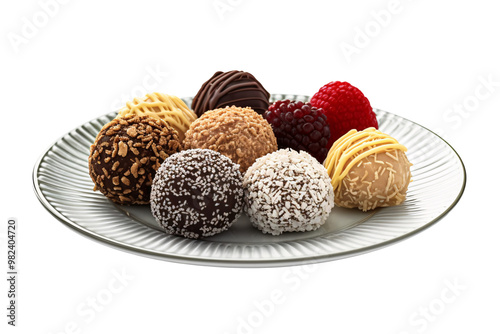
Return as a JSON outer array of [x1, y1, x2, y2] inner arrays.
[[32, 97, 467, 268]]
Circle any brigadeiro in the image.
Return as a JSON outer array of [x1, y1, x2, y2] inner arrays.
[[243, 149, 335, 236], [88, 115, 183, 205], [184, 106, 278, 173], [191, 70, 270, 117], [150, 149, 244, 239]]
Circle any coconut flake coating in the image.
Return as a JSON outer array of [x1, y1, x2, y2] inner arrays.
[[243, 149, 334, 235], [88, 115, 183, 205], [150, 149, 244, 239], [183, 106, 277, 173]]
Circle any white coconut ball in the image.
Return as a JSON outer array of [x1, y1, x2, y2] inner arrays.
[[243, 149, 334, 235]]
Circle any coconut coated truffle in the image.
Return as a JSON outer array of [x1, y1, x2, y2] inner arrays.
[[88, 115, 183, 205], [184, 106, 278, 173], [150, 149, 244, 239], [324, 128, 412, 211], [243, 149, 335, 235]]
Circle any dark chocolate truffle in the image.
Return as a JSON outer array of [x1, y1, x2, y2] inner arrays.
[[191, 70, 270, 117], [150, 149, 244, 239], [88, 115, 183, 205]]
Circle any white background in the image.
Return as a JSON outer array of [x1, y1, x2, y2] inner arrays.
[[1, 0, 498, 333]]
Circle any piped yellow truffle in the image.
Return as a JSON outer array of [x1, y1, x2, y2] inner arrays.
[[323, 127, 412, 211], [118, 92, 197, 141]]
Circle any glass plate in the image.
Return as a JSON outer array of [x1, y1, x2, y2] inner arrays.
[[33, 94, 466, 267]]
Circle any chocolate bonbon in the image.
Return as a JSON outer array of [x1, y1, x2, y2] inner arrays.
[[151, 149, 243, 239], [184, 106, 277, 173], [191, 70, 270, 117], [88, 115, 182, 205]]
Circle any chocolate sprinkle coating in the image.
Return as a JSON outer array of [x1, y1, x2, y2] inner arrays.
[[191, 70, 270, 117], [184, 106, 278, 173], [150, 149, 244, 239], [243, 149, 335, 235], [88, 115, 183, 205]]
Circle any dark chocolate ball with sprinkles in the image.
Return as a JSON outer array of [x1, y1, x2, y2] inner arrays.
[[150, 149, 244, 239], [88, 115, 183, 205]]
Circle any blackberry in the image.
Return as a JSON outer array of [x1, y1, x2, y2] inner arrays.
[[263, 100, 330, 163]]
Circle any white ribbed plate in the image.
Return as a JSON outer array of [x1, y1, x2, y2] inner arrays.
[[33, 95, 466, 267]]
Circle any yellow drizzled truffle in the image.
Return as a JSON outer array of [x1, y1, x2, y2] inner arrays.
[[323, 128, 412, 211], [118, 92, 197, 141]]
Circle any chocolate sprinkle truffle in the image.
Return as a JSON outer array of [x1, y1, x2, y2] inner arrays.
[[184, 106, 278, 173], [150, 149, 244, 239], [243, 149, 335, 235], [191, 70, 270, 117], [88, 115, 183, 205]]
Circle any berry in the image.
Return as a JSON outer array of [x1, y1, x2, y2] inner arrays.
[[310, 81, 378, 148], [264, 100, 330, 163]]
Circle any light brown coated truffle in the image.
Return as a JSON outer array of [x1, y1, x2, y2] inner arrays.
[[88, 115, 183, 205], [184, 106, 277, 173], [334, 149, 412, 211], [324, 128, 412, 211]]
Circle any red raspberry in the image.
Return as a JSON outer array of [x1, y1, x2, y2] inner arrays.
[[310, 81, 378, 148], [263, 100, 330, 163]]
